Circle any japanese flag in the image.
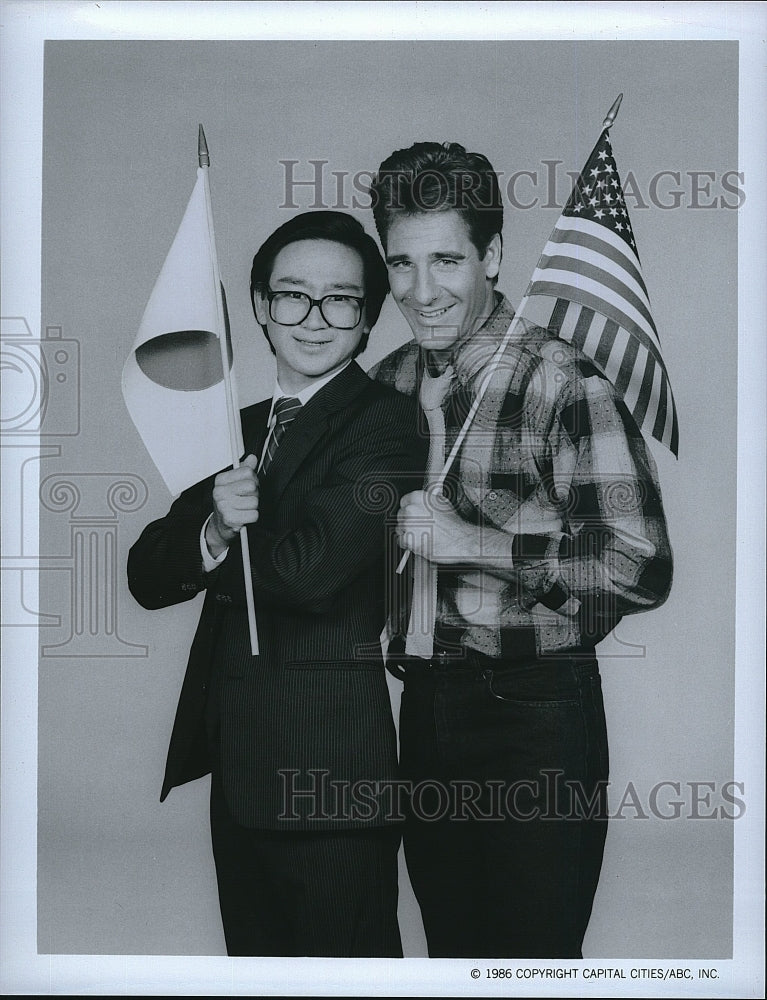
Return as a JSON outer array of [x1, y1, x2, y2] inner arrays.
[[122, 168, 243, 496]]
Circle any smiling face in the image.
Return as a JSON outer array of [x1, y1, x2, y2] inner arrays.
[[254, 239, 369, 393], [385, 210, 501, 355]]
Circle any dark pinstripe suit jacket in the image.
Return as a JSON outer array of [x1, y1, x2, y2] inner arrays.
[[128, 362, 424, 830]]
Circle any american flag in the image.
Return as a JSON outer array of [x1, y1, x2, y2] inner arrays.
[[524, 130, 679, 456]]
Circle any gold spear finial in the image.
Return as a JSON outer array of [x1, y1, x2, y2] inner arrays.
[[602, 93, 623, 131], [198, 124, 210, 167]]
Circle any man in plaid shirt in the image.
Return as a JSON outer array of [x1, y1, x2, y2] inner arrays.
[[368, 141, 673, 958]]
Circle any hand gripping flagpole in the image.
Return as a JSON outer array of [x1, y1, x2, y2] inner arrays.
[[396, 95, 624, 576], [198, 125, 260, 654]]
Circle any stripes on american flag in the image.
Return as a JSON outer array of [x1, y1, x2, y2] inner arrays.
[[526, 131, 679, 456]]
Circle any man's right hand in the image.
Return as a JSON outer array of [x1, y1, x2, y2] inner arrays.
[[206, 454, 260, 557]]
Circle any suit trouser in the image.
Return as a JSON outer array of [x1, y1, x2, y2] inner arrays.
[[209, 767, 402, 957], [398, 651, 609, 959]]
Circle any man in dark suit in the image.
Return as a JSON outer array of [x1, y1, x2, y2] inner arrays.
[[128, 211, 424, 957]]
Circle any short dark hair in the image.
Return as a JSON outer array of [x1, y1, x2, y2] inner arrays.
[[249, 210, 389, 356], [369, 141, 503, 258]]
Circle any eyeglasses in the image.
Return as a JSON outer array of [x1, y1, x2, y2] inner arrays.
[[264, 288, 365, 330]]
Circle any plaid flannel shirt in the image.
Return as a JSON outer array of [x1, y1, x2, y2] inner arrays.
[[371, 294, 673, 661]]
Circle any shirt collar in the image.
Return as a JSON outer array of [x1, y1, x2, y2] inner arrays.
[[420, 293, 516, 388], [267, 359, 354, 426]]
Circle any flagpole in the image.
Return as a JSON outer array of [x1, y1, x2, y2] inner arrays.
[[396, 95, 625, 575], [198, 125, 260, 654], [602, 92, 623, 131], [395, 303, 532, 575]]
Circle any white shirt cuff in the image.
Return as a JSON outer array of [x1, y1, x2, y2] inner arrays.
[[200, 514, 229, 572]]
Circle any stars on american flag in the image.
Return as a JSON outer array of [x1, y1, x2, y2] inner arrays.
[[564, 134, 637, 252], [526, 118, 680, 456]]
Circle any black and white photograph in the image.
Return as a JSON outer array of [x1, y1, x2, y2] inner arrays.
[[1, 2, 764, 996]]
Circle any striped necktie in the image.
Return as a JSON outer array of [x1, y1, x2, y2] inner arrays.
[[259, 396, 302, 475], [405, 365, 454, 657]]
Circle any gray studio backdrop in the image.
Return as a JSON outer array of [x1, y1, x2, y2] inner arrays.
[[38, 40, 737, 956]]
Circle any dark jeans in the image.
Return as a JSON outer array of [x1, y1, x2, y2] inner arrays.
[[209, 767, 402, 957], [398, 651, 609, 958]]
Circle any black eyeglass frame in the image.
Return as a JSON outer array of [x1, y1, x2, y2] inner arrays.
[[263, 287, 366, 330]]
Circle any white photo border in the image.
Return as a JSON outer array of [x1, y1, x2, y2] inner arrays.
[[1, 2, 764, 996]]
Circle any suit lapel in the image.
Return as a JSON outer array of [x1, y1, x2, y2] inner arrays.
[[263, 362, 371, 503], [240, 399, 272, 463]]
